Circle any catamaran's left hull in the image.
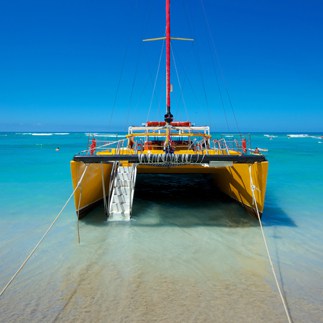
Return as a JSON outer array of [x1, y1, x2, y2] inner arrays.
[[70, 161, 112, 218]]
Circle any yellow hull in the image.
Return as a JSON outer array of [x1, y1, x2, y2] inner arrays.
[[210, 161, 268, 215], [70, 161, 112, 218], [70, 160, 268, 218]]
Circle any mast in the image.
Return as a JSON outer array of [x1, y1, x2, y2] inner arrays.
[[164, 0, 173, 124], [143, 0, 192, 124]]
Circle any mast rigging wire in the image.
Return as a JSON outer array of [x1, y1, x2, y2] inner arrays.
[[108, 48, 128, 130], [199, 0, 241, 134], [171, 46, 190, 121], [146, 41, 165, 122]]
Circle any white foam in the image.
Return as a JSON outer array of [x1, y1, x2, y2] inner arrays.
[[287, 134, 309, 138], [85, 133, 126, 138]]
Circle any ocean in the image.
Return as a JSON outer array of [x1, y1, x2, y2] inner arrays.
[[0, 132, 322, 322]]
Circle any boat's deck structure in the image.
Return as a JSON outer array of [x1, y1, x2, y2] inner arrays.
[[71, 123, 268, 220], [74, 122, 265, 164]]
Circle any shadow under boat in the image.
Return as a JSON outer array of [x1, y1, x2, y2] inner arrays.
[[79, 174, 295, 229]]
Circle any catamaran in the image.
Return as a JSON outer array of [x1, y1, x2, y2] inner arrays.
[[70, 0, 268, 221]]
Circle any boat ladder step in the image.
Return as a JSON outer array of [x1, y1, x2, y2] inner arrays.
[[108, 164, 137, 221]]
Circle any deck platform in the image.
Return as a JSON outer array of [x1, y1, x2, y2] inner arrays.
[[73, 154, 267, 164]]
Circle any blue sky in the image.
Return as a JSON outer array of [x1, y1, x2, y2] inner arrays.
[[0, 0, 323, 132]]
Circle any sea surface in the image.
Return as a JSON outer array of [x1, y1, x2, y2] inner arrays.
[[0, 132, 323, 323]]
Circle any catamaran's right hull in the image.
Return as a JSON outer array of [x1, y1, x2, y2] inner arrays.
[[210, 161, 268, 216]]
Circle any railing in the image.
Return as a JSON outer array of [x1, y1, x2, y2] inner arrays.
[[78, 137, 129, 156], [137, 153, 206, 165], [76, 133, 252, 156], [129, 164, 137, 213], [107, 161, 119, 216], [212, 136, 251, 155]]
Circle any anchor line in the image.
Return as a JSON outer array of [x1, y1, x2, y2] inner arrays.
[[101, 163, 108, 216], [77, 187, 83, 244], [248, 165, 292, 323], [0, 165, 89, 297]]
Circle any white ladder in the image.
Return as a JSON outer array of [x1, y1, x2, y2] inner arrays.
[[108, 164, 137, 221]]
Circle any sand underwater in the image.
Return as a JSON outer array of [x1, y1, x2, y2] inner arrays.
[[0, 132, 323, 322]]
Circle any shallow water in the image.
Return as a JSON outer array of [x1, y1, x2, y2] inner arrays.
[[0, 132, 323, 322]]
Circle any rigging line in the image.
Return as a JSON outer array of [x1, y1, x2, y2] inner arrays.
[[183, 0, 195, 40], [248, 166, 293, 323], [184, 18, 216, 129], [101, 163, 108, 217], [199, 0, 241, 134], [199, 0, 230, 132], [77, 188, 82, 244], [191, 39, 213, 127], [126, 1, 153, 127], [171, 46, 189, 121], [209, 56, 230, 132], [108, 47, 128, 130], [126, 43, 143, 127], [146, 40, 165, 122], [209, 56, 231, 132], [182, 0, 214, 129], [173, 51, 200, 121], [181, 0, 217, 131], [0, 165, 89, 298], [108, 2, 148, 132]]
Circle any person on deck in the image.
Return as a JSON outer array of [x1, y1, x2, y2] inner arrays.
[[90, 138, 96, 155], [128, 137, 135, 149]]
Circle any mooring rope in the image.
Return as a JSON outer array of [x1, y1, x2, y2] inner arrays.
[[248, 165, 292, 323], [0, 165, 89, 298], [77, 188, 83, 245], [101, 163, 108, 217]]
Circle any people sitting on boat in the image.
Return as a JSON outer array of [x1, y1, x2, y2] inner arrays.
[[137, 143, 142, 151], [163, 139, 175, 154], [254, 147, 260, 154], [191, 139, 199, 151], [242, 138, 247, 153], [90, 138, 96, 155], [144, 141, 153, 150], [201, 139, 209, 149], [128, 137, 135, 149], [164, 144, 174, 154]]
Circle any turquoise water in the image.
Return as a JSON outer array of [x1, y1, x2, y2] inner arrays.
[[0, 132, 323, 322]]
